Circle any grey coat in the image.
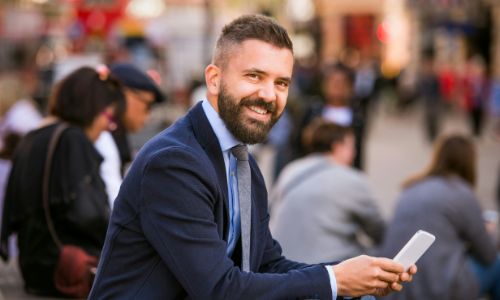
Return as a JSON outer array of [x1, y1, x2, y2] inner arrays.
[[270, 154, 385, 263], [379, 176, 496, 300]]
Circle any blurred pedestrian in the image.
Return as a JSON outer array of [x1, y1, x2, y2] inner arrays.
[[296, 63, 366, 169], [462, 55, 489, 137], [379, 134, 500, 300], [0, 67, 124, 297], [271, 120, 385, 263], [0, 75, 42, 154], [418, 52, 442, 142], [437, 63, 458, 106], [489, 77, 500, 139], [94, 63, 164, 207], [0, 75, 42, 256], [353, 53, 380, 156]]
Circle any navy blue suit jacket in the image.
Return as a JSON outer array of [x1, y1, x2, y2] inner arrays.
[[89, 102, 332, 299]]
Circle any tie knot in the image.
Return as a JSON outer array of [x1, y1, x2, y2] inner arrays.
[[231, 144, 248, 161]]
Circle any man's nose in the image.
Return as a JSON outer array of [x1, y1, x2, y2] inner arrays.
[[257, 82, 277, 102]]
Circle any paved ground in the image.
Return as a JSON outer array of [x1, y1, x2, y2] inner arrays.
[[0, 101, 498, 299], [365, 103, 499, 218]]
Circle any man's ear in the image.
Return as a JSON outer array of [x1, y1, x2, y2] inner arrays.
[[330, 141, 340, 155], [205, 64, 221, 96]]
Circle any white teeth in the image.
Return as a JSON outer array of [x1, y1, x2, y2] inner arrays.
[[249, 106, 267, 115]]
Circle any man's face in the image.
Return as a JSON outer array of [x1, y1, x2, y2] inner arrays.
[[123, 88, 155, 132], [333, 133, 356, 166], [214, 39, 293, 144], [324, 71, 352, 106]]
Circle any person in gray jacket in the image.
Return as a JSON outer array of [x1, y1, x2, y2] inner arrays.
[[270, 120, 385, 263], [379, 134, 500, 300]]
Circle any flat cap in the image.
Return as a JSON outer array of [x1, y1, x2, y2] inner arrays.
[[109, 63, 165, 103]]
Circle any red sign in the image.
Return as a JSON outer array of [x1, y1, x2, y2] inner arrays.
[[344, 15, 375, 50], [74, 0, 127, 36]]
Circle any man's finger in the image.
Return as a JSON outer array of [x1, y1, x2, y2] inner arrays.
[[400, 272, 413, 282], [376, 270, 400, 283], [390, 281, 403, 291], [377, 257, 405, 273], [408, 264, 418, 275], [372, 279, 390, 289]]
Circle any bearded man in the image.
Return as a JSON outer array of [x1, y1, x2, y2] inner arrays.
[[89, 15, 415, 300]]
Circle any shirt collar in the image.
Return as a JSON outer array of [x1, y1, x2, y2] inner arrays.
[[202, 100, 241, 152]]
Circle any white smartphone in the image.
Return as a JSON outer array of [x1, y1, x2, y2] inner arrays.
[[393, 230, 435, 271]]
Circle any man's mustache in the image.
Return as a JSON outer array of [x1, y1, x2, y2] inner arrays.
[[239, 97, 276, 113]]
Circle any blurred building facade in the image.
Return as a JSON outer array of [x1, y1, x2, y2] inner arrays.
[[0, 0, 498, 99]]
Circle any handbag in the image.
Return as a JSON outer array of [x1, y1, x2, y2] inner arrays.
[[42, 123, 98, 298]]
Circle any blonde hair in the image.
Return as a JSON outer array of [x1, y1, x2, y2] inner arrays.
[[0, 75, 28, 117]]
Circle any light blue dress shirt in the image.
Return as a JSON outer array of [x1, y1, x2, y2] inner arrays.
[[202, 100, 337, 298], [202, 100, 241, 256]]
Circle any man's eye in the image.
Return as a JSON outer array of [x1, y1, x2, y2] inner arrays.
[[276, 81, 289, 88], [247, 73, 260, 80]]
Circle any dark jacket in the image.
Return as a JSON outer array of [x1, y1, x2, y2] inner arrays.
[[0, 123, 110, 295], [89, 102, 333, 300]]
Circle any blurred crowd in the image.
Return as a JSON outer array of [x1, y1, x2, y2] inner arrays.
[[0, 1, 499, 299], [0, 44, 499, 299]]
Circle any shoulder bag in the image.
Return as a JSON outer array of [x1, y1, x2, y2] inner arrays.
[[42, 123, 98, 298]]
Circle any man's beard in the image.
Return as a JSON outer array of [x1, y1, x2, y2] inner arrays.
[[218, 84, 281, 144]]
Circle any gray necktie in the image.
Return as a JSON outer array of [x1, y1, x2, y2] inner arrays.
[[231, 144, 251, 272]]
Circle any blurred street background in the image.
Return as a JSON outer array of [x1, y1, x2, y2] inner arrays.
[[0, 0, 499, 298], [0, 98, 498, 300]]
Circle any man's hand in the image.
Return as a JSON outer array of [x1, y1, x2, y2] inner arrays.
[[331, 255, 417, 297], [373, 264, 417, 296]]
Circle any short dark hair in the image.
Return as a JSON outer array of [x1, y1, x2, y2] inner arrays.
[[323, 63, 354, 86], [48, 67, 124, 128], [213, 14, 293, 68], [404, 134, 476, 188], [302, 118, 353, 154]]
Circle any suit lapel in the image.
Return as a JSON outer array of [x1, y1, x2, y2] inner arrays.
[[188, 102, 229, 222], [189, 102, 261, 270]]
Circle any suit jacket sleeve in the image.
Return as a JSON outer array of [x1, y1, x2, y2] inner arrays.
[[139, 146, 332, 299]]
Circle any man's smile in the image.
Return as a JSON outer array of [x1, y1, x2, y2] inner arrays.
[[244, 105, 273, 123]]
